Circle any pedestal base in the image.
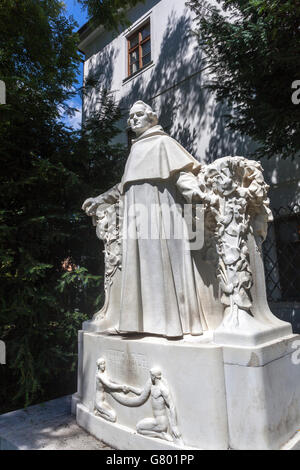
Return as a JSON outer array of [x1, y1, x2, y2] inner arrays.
[[223, 335, 300, 449], [76, 402, 197, 450], [73, 331, 300, 450]]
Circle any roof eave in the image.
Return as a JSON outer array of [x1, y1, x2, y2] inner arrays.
[[77, 21, 105, 55]]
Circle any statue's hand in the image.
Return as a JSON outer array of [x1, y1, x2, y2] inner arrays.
[[82, 197, 100, 216], [190, 189, 212, 205], [122, 385, 129, 394]]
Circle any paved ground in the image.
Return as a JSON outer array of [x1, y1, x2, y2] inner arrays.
[[0, 396, 111, 450]]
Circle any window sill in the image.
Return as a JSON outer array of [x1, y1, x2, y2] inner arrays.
[[122, 61, 154, 85]]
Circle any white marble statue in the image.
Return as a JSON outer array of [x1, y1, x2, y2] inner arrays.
[[82, 100, 291, 345], [95, 359, 182, 444], [74, 100, 298, 452], [135, 367, 182, 444], [94, 357, 139, 422], [82, 100, 216, 337]]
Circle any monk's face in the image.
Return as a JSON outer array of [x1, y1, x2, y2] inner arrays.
[[129, 104, 153, 136]]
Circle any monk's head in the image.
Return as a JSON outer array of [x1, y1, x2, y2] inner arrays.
[[128, 100, 158, 136]]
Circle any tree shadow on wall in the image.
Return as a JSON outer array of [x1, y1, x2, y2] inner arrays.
[[83, 43, 119, 121], [82, 5, 255, 162], [118, 9, 207, 157], [118, 7, 254, 162], [203, 101, 255, 164]]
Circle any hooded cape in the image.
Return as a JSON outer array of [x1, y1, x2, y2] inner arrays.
[[120, 125, 201, 192]]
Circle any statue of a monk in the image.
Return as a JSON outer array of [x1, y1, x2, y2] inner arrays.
[[82, 100, 221, 337]]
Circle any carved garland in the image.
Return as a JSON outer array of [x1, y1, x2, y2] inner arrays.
[[94, 200, 123, 291], [198, 157, 272, 325]]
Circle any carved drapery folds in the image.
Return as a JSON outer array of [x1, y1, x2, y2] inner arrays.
[[198, 157, 272, 326], [84, 155, 290, 341]]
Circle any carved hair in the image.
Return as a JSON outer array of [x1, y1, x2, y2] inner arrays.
[[150, 367, 162, 379], [127, 100, 158, 126], [96, 357, 105, 367]]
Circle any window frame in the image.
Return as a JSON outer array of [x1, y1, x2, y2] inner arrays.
[[127, 20, 151, 78]]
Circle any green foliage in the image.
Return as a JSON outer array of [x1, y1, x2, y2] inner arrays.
[[78, 0, 145, 31], [187, 0, 300, 159], [0, 1, 127, 412]]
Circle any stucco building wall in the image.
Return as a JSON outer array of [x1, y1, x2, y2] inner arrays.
[[78, 0, 300, 330]]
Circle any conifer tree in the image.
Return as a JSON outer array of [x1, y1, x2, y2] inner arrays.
[[187, 0, 300, 159], [0, 0, 126, 412]]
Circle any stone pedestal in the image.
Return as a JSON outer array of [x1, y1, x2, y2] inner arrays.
[[72, 331, 300, 450], [223, 335, 300, 450]]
